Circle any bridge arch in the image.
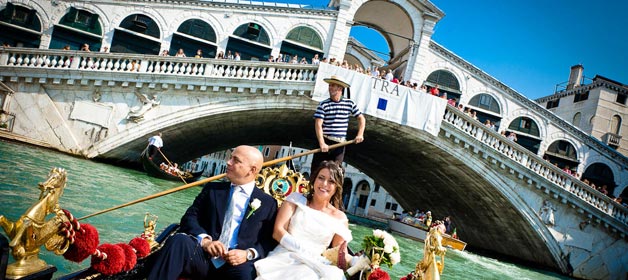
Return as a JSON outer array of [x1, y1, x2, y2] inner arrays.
[[582, 162, 616, 195], [280, 25, 324, 63], [466, 93, 503, 128], [111, 13, 163, 54], [0, 2, 45, 48], [110, 8, 169, 41], [49, 7, 103, 51], [169, 18, 218, 57], [422, 64, 468, 98], [543, 139, 580, 171]]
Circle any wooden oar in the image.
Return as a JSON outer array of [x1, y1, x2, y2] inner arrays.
[[157, 149, 189, 184], [78, 140, 356, 220]]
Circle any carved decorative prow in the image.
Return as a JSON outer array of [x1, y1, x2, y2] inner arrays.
[[0, 167, 71, 278]]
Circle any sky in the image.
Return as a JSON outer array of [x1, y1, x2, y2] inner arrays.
[[285, 0, 628, 100]]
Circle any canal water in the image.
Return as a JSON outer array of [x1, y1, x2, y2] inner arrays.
[[0, 140, 571, 279]]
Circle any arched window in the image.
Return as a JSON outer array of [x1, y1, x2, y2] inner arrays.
[[355, 181, 370, 210], [508, 117, 540, 136], [0, 3, 42, 48], [544, 140, 578, 169], [426, 70, 460, 91], [572, 112, 581, 127], [286, 26, 322, 50], [280, 26, 324, 64], [170, 19, 217, 58], [508, 117, 541, 153], [50, 8, 102, 51], [582, 162, 616, 195], [468, 94, 500, 114], [111, 14, 161, 54], [425, 70, 461, 100], [467, 93, 502, 130], [342, 178, 353, 210], [225, 22, 272, 61], [611, 115, 622, 134]]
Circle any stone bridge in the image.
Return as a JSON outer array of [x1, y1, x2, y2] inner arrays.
[[1, 48, 627, 279]]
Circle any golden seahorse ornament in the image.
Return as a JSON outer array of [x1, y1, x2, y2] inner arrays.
[[0, 167, 72, 278]]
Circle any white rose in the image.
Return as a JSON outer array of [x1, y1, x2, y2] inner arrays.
[[251, 198, 261, 210], [373, 229, 385, 239], [384, 244, 393, 253], [390, 252, 401, 265]]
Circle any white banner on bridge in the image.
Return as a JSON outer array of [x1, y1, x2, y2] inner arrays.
[[313, 63, 447, 136]]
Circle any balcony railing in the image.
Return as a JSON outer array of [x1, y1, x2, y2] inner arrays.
[[0, 48, 318, 83], [443, 106, 628, 233], [603, 132, 622, 147]]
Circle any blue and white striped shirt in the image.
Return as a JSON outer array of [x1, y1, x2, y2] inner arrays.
[[313, 98, 362, 138]]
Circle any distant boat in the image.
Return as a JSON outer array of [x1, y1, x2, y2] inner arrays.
[[388, 219, 467, 251], [140, 149, 203, 182]]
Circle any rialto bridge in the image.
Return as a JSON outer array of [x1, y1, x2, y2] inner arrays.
[[1, 0, 628, 279]]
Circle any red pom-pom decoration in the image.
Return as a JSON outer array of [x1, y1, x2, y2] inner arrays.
[[64, 223, 99, 263], [117, 243, 137, 272], [129, 237, 151, 258], [91, 244, 126, 275], [368, 268, 391, 280]]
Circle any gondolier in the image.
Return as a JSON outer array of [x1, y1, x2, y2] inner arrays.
[[147, 132, 163, 161], [311, 75, 366, 172]]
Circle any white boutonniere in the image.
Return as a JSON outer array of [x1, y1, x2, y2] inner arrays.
[[246, 198, 261, 219]]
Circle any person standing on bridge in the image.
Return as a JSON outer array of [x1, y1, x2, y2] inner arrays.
[[147, 132, 163, 161], [310, 75, 366, 173]]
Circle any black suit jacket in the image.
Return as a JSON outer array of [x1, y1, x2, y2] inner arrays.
[[179, 182, 278, 259]]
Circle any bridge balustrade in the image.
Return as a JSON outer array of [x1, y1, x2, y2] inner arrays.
[[0, 48, 318, 82], [443, 107, 628, 234]]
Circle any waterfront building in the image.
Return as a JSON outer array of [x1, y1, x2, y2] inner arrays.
[[536, 65, 628, 198]]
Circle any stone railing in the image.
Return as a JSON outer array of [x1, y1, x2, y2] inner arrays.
[[442, 106, 628, 234], [0, 48, 318, 82]]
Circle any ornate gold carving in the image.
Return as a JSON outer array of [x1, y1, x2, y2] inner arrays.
[[255, 164, 310, 206], [142, 212, 159, 248], [0, 168, 71, 278]]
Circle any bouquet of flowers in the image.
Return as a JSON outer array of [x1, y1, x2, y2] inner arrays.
[[362, 229, 401, 269]]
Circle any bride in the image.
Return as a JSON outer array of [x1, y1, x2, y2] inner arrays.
[[255, 161, 352, 279]]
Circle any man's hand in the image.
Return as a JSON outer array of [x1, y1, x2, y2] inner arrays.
[[223, 249, 248, 266], [320, 143, 329, 152], [354, 135, 364, 144], [203, 239, 227, 258]]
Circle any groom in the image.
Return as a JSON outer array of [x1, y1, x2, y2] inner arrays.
[[148, 145, 278, 280]]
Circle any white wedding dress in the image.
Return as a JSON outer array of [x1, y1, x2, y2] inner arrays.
[[255, 193, 352, 280]]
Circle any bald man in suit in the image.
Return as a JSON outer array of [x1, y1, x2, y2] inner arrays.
[[149, 145, 278, 280]]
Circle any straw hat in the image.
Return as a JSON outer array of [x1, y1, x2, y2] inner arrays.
[[323, 75, 350, 88]]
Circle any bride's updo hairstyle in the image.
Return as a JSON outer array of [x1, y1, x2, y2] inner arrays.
[[308, 160, 344, 210]]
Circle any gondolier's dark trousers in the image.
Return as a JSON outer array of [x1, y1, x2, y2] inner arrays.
[[148, 145, 159, 160], [310, 138, 345, 173]]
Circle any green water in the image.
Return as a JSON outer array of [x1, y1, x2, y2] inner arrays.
[[0, 140, 571, 279]]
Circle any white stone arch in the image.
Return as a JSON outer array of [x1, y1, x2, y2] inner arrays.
[[541, 133, 584, 168], [109, 8, 169, 41], [166, 14, 224, 42], [64, 3, 112, 33], [464, 90, 506, 117], [344, 0, 423, 61], [581, 155, 621, 189], [8, 1, 49, 31], [501, 108, 548, 140], [422, 63, 467, 95], [224, 16, 278, 49], [281, 23, 326, 50]]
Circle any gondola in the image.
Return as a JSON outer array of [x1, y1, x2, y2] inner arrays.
[[1, 142, 404, 280], [140, 148, 203, 182]]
